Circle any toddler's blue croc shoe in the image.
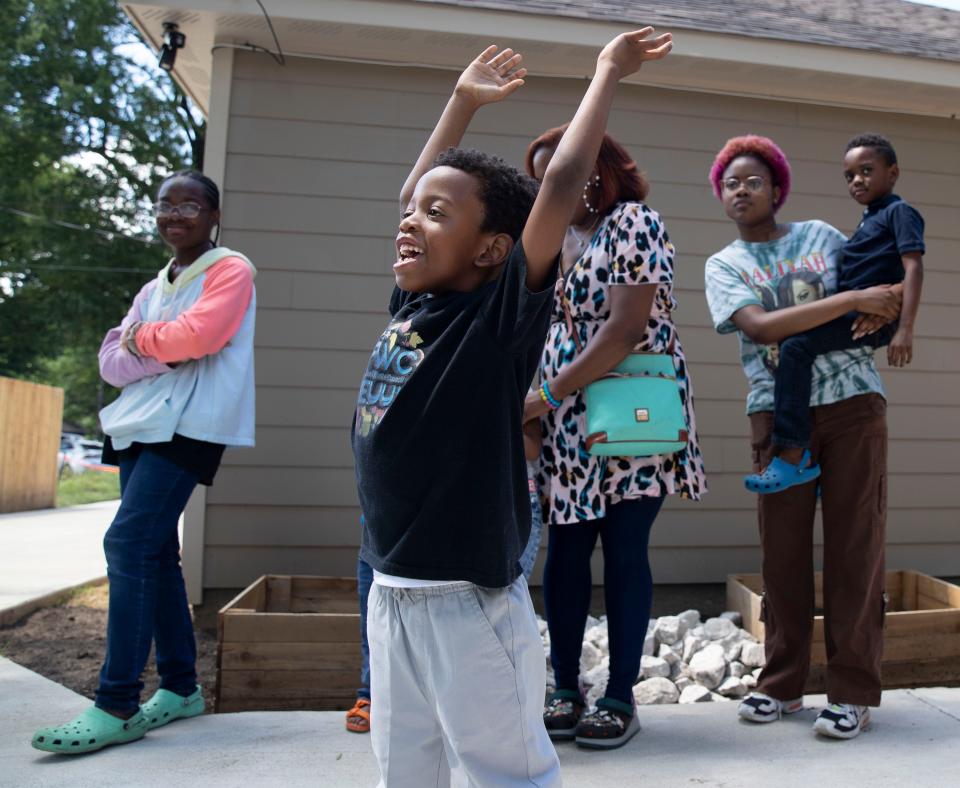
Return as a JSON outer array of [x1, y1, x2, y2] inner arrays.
[[744, 450, 821, 494], [32, 706, 147, 754], [142, 686, 205, 730]]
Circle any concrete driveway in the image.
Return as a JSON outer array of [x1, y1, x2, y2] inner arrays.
[[0, 501, 117, 626], [2, 657, 957, 788]]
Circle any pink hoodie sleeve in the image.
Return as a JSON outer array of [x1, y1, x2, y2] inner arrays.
[[135, 257, 254, 364], [99, 281, 172, 388]]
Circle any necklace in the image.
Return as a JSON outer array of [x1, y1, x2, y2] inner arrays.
[[569, 216, 602, 254]]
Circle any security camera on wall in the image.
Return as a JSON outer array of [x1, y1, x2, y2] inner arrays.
[[158, 22, 185, 72]]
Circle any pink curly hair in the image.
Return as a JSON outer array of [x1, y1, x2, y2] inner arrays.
[[709, 135, 792, 213]]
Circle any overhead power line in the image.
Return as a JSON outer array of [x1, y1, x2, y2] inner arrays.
[[254, 0, 286, 65], [212, 0, 286, 65], [0, 205, 161, 246], [2, 264, 156, 275]]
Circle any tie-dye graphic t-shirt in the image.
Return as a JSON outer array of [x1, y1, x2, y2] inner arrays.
[[704, 220, 885, 415]]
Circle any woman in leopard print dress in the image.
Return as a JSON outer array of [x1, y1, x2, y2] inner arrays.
[[524, 127, 706, 749]]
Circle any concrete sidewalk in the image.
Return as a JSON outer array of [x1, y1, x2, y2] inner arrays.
[[2, 657, 957, 788], [0, 501, 118, 626]]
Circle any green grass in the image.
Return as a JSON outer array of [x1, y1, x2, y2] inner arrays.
[[56, 469, 120, 507]]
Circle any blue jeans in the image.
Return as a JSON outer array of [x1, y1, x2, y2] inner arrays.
[[518, 467, 544, 581], [774, 312, 896, 449], [543, 496, 665, 706], [95, 447, 199, 714], [357, 555, 373, 700]]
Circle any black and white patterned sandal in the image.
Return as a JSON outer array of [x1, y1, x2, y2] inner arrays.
[[574, 697, 640, 750], [543, 689, 585, 741]]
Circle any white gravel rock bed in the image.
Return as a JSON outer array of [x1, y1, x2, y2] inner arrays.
[[540, 610, 765, 705]]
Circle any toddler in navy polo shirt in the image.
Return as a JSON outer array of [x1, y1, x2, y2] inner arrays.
[[745, 133, 924, 494]]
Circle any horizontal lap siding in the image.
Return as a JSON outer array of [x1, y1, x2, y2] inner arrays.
[[205, 52, 960, 589]]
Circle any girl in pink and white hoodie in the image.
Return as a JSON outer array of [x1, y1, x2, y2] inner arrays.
[[33, 171, 255, 755]]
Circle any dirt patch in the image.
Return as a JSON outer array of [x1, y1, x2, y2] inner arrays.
[[0, 583, 217, 710]]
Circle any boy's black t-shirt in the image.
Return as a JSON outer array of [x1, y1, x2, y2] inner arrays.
[[352, 241, 555, 588], [840, 193, 925, 291]]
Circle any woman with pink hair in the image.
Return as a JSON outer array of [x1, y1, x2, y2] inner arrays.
[[703, 135, 899, 740]]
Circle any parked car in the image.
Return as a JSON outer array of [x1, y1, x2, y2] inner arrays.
[[57, 433, 105, 474]]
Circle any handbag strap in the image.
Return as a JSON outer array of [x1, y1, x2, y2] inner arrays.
[[558, 276, 677, 358], [558, 278, 585, 355]]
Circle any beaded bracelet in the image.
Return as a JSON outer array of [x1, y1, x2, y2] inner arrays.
[[538, 386, 552, 408], [539, 380, 562, 410]]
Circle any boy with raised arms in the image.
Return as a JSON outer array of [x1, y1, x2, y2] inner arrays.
[[353, 30, 672, 786]]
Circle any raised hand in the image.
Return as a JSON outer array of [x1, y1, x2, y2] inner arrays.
[[520, 27, 672, 289], [398, 45, 527, 211], [597, 27, 673, 78], [454, 45, 528, 107]]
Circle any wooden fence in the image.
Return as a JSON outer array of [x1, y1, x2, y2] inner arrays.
[[0, 377, 64, 512]]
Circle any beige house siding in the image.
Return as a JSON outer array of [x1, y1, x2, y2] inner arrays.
[[203, 51, 960, 592]]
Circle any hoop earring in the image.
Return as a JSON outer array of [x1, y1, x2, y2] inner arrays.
[[213, 224, 221, 245], [582, 174, 601, 214]]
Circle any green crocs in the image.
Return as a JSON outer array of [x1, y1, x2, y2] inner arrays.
[[32, 706, 147, 755], [142, 686, 204, 730]]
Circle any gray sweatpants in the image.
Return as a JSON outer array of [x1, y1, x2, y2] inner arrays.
[[368, 576, 562, 788]]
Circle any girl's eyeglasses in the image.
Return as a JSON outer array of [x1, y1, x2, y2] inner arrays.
[[153, 201, 206, 219], [722, 176, 766, 193]]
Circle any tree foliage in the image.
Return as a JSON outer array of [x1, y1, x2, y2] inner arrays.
[[0, 0, 203, 432]]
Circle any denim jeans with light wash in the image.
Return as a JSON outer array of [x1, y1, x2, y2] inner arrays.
[[95, 447, 199, 714], [518, 464, 544, 581]]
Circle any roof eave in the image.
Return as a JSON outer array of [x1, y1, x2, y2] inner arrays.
[[122, 0, 960, 120]]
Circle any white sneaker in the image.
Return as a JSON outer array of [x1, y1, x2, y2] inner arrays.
[[738, 692, 804, 723], [812, 703, 870, 739]]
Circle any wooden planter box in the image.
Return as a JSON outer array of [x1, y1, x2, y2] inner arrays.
[[727, 570, 960, 692], [216, 575, 361, 713]]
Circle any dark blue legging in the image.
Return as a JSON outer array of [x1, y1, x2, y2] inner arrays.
[[544, 496, 665, 706]]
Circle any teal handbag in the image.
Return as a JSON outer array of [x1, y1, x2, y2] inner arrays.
[[584, 353, 689, 456], [561, 292, 688, 458]]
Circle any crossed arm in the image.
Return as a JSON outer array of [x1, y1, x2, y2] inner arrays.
[[99, 283, 172, 388], [101, 259, 254, 387]]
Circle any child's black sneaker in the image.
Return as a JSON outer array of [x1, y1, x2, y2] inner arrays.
[[543, 689, 584, 741], [738, 692, 803, 723], [574, 697, 639, 750], [812, 703, 870, 739]]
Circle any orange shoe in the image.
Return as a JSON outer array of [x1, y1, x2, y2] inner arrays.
[[345, 698, 370, 733]]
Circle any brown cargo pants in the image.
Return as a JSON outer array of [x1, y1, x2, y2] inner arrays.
[[749, 393, 887, 707]]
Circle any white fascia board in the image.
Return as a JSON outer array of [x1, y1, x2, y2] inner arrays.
[[124, 0, 960, 117]]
